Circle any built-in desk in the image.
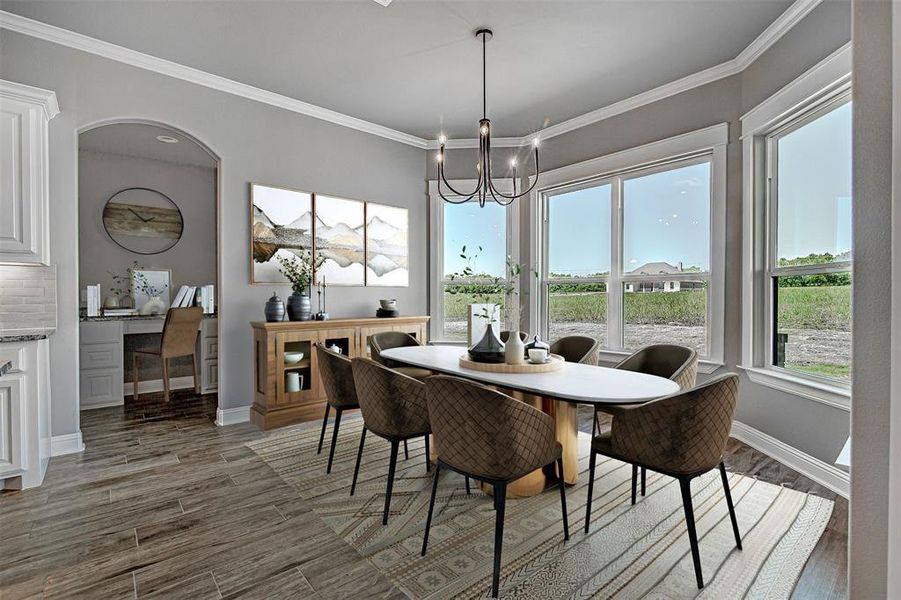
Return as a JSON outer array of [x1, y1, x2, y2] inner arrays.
[[79, 314, 217, 409]]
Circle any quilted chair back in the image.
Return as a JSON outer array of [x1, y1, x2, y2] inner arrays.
[[369, 331, 420, 369], [610, 373, 739, 475], [615, 344, 698, 390], [315, 343, 359, 410], [549, 335, 600, 365], [351, 357, 430, 438], [425, 375, 560, 481]]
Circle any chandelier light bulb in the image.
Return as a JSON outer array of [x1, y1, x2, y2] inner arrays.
[[480, 125, 489, 136], [510, 158, 517, 168], [438, 134, 447, 145], [533, 137, 540, 147]]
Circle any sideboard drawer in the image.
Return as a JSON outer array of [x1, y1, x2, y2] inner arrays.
[[79, 368, 123, 409], [80, 321, 123, 344], [80, 342, 121, 370]]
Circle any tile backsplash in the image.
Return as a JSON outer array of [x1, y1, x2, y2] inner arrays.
[[0, 264, 58, 333]]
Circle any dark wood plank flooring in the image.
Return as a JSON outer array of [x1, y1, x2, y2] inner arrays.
[[0, 393, 846, 599]]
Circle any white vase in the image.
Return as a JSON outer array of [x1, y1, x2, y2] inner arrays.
[[140, 295, 167, 316], [104, 296, 119, 309], [504, 330, 525, 365]]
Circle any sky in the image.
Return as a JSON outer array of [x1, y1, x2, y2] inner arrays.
[[443, 100, 852, 277]]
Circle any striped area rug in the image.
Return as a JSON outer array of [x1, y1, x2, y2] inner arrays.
[[247, 418, 832, 599]]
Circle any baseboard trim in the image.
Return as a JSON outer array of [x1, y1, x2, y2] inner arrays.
[[731, 420, 849, 499], [215, 406, 251, 427], [124, 376, 196, 397], [51, 431, 85, 456]]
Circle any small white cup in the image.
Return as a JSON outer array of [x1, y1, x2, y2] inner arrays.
[[528, 348, 548, 363]]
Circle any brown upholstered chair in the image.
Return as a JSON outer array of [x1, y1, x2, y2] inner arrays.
[[549, 335, 600, 365], [499, 330, 528, 343], [315, 343, 361, 474], [133, 307, 202, 403], [584, 373, 742, 589], [369, 331, 431, 380], [595, 344, 699, 498], [422, 375, 570, 598], [350, 357, 431, 524]]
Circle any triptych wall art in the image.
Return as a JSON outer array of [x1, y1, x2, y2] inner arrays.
[[250, 183, 409, 287]]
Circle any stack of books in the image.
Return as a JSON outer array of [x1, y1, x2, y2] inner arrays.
[[171, 284, 216, 314], [102, 308, 138, 317]]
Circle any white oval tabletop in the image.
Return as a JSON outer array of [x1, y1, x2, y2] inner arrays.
[[380, 345, 680, 405]]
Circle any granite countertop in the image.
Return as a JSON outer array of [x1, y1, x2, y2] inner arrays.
[[0, 329, 54, 343], [80, 312, 217, 322]]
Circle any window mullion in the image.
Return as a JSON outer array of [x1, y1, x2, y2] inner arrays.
[[608, 176, 624, 350]]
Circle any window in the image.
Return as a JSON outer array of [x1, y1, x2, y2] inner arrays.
[[767, 98, 852, 382], [740, 45, 851, 407], [429, 180, 517, 342], [534, 124, 727, 366]]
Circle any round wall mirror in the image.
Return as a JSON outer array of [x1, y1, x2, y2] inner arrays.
[[102, 187, 184, 255]]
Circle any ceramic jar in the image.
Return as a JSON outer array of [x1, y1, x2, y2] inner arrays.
[[265, 292, 286, 322]]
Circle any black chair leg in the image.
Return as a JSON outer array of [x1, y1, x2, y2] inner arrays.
[[584, 450, 597, 533], [720, 462, 742, 550], [556, 458, 570, 541], [631, 464, 638, 505], [679, 477, 704, 589], [424, 435, 431, 472], [465, 476, 471, 495], [326, 408, 343, 474], [592, 406, 598, 438], [317, 404, 330, 454], [421, 463, 441, 556], [641, 467, 646, 496], [350, 427, 367, 496], [403, 439, 409, 460], [491, 482, 507, 598], [382, 440, 399, 525]]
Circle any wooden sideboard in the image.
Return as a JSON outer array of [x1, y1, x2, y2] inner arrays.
[[250, 316, 429, 430]]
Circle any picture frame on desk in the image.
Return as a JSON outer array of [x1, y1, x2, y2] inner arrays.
[[131, 268, 171, 312]]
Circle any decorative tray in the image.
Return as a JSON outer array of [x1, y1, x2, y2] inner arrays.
[[458, 353, 565, 373]]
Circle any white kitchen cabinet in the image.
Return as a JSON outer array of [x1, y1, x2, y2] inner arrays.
[[0, 80, 59, 265], [0, 339, 52, 489]]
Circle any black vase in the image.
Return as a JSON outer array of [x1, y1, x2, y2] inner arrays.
[[264, 292, 285, 322], [468, 323, 506, 363], [287, 292, 312, 321]]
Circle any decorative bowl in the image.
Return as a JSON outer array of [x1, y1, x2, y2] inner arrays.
[[379, 299, 397, 310], [284, 352, 304, 365]]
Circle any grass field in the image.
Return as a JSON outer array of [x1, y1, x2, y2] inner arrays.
[[444, 285, 851, 331]]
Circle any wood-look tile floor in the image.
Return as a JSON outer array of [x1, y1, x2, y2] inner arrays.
[[0, 393, 847, 599]]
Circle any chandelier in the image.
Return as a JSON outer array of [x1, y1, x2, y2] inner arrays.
[[436, 28, 540, 207]]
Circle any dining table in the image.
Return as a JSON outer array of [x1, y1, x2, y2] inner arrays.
[[380, 345, 680, 497]]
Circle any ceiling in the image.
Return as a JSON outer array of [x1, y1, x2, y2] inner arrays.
[[4, 0, 795, 140], [79, 123, 218, 169]]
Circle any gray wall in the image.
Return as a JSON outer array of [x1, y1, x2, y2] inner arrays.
[[78, 150, 217, 301], [0, 30, 428, 436], [430, 1, 851, 465], [849, 0, 895, 596]]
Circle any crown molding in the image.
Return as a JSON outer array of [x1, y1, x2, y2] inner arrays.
[[0, 79, 60, 120], [0, 10, 430, 149], [1, 0, 822, 151]]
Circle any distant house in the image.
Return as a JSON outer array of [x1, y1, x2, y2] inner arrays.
[[624, 261, 704, 292]]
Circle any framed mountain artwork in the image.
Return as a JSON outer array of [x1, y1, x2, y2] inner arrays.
[[250, 184, 314, 285], [365, 203, 409, 287], [314, 195, 366, 286]]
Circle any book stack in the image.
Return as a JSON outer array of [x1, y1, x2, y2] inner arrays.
[[103, 308, 138, 317], [86, 284, 101, 317], [171, 284, 216, 314]]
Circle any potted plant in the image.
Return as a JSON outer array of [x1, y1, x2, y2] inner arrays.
[[107, 263, 135, 309], [276, 248, 323, 321]]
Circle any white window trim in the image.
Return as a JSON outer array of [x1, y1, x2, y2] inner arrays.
[[427, 179, 517, 344], [528, 123, 728, 371], [740, 43, 852, 411]]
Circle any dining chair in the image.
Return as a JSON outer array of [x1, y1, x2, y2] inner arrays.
[[369, 331, 432, 380], [583, 373, 742, 589], [595, 344, 699, 499], [315, 343, 361, 474], [350, 357, 432, 524], [133, 307, 202, 403], [549, 335, 600, 365], [422, 375, 570, 598]]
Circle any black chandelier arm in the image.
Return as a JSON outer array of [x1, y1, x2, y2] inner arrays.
[[436, 157, 484, 203], [486, 145, 540, 200]]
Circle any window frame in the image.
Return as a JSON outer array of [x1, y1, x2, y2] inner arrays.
[[530, 124, 728, 371], [740, 44, 851, 410], [427, 179, 518, 344]]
